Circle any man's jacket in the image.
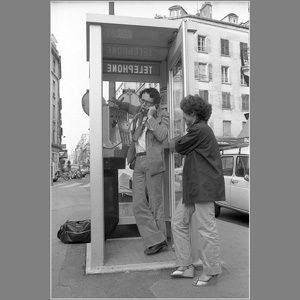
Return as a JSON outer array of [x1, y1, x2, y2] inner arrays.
[[118, 101, 169, 175]]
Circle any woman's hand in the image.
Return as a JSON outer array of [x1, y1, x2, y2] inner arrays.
[[107, 97, 120, 108]]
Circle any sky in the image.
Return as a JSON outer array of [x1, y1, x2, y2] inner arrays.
[[50, 1, 249, 152]]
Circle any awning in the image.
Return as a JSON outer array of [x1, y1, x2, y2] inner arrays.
[[236, 120, 249, 144]]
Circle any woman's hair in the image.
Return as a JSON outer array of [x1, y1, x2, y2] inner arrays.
[[180, 94, 212, 121], [139, 88, 161, 106]]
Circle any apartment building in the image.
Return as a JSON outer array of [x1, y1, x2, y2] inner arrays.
[[116, 3, 249, 145], [50, 34, 64, 170], [172, 3, 250, 143]]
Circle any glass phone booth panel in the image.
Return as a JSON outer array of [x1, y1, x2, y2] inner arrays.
[[170, 57, 186, 213]]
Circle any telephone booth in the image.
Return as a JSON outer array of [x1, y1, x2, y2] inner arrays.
[[85, 13, 200, 274]]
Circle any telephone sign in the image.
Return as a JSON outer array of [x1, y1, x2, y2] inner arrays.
[[103, 61, 160, 76]]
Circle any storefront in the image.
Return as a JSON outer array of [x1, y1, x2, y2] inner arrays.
[[85, 13, 199, 273]]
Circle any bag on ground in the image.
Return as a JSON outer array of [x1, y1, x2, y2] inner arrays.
[[57, 219, 91, 243]]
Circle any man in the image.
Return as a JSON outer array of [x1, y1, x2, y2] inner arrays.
[[109, 88, 169, 255]]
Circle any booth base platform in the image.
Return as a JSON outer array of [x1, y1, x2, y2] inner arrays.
[[86, 238, 178, 274]]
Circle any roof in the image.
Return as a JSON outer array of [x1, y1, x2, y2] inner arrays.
[[169, 14, 249, 30], [223, 13, 238, 18], [168, 5, 188, 14]]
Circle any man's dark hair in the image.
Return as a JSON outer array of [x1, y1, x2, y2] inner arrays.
[[139, 88, 161, 106], [180, 94, 212, 121]]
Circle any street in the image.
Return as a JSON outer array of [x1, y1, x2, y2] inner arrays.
[[51, 175, 249, 298]]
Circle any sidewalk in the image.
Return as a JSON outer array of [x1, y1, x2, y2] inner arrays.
[[51, 177, 249, 298]]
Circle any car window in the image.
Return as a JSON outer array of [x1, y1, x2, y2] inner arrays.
[[221, 156, 234, 176], [235, 156, 249, 177]]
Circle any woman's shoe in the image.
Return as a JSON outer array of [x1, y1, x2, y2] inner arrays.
[[192, 274, 218, 286], [170, 265, 194, 278]]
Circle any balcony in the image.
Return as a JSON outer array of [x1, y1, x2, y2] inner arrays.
[[241, 47, 249, 75]]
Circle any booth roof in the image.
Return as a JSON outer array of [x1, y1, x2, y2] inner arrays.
[[86, 13, 183, 62]]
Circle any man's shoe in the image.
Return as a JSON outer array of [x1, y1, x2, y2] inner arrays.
[[144, 241, 168, 255]]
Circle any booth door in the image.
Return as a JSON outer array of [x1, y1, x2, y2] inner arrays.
[[167, 20, 188, 215]]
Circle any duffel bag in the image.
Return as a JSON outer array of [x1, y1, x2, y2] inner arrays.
[[57, 219, 91, 243]]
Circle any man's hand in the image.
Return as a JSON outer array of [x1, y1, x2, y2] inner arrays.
[[147, 106, 156, 118]]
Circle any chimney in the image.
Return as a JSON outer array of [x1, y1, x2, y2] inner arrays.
[[198, 2, 212, 19]]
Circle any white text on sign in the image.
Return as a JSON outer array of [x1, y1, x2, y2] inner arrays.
[[104, 62, 160, 76]]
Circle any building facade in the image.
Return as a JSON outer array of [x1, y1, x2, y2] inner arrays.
[[172, 3, 250, 143], [50, 34, 64, 171], [74, 133, 90, 167], [116, 3, 249, 146]]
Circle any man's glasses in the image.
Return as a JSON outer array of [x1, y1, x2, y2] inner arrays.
[[140, 98, 154, 107]]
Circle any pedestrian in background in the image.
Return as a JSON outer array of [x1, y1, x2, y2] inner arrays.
[[170, 94, 225, 286], [66, 161, 71, 171], [109, 88, 169, 255]]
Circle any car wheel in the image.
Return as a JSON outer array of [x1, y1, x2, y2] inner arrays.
[[215, 203, 221, 218]]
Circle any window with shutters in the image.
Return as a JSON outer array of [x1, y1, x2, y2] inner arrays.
[[52, 80, 56, 99], [223, 121, 231, 137], [222, 92, 231, 109], [52, 121, 56, 144], [241, 69, 247, 85], [198, 35, 207, 52], [242, 94, 249, 111], [199, 63, 208, 81], [199, 90, 209, 103], [208, 64, 212, 81], [194, 63, 212, 81], [221, 39, 229, 56], [240, 42, 249, 65], [221, 66, 230, 83]]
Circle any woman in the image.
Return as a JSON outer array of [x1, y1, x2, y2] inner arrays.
[[170, 94, 225, 286]]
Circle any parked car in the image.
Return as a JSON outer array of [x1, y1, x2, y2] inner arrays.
[[215, 145, 249, 217], [69, 164, 83, 179], [80, 167, 89, 177]]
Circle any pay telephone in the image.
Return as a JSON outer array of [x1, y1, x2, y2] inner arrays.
[[82, 89, 131, 158], [102, 105, 130, 157]]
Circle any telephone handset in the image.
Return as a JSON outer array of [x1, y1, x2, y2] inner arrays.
[[140, 107, 149, 115], [140, 103, 158, 116]]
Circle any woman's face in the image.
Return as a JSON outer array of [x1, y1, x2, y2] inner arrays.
[[183, 112, 196, 127]]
